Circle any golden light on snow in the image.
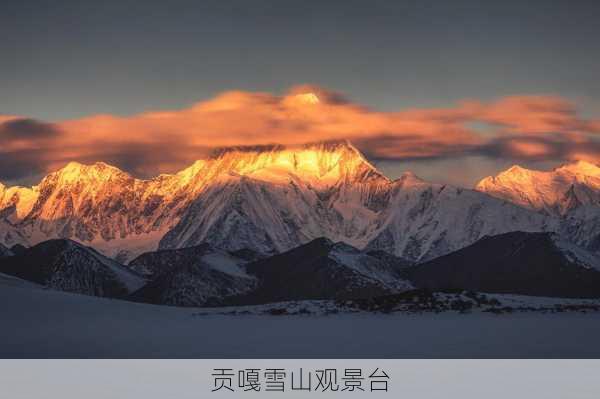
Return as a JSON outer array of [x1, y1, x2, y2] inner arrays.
[[293, 92, 320, 105]]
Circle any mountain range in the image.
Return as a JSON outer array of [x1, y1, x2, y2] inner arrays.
[[3, 141, 596, 264], [2, 231, 600, 304], [1, 140, 600, 303]]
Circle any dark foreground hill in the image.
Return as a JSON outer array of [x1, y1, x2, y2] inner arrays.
[[0, 239, 145, 298], [232, 237, 413, 305], [406, 232, 600, 298], [128, 244, 257, 307]]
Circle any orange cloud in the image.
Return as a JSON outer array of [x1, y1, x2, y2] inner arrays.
[[0, 115, 21, 124], [479, 95, 581, 133], [505, 139, 554, 158], [1, 86, 599, 182]]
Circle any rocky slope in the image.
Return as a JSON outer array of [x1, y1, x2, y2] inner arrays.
[[236, 237, 414, 305], [0, 239, 145, 297], [0, 243, 12, 258], [406, 232, 600, 298], [129, 244, 256, 307]]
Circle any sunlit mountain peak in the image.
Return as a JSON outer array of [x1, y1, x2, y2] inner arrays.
[[556, 160, 600, 177], [49, 161, 130, 185], [476, 160, 600, 215], [293, 92, 320, 105]]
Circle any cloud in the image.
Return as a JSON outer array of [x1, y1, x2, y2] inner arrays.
[[0, 118, 60, 141], [0, 118, 63, 182], [0, 149, 50, 182], [478, 95, 585, 133], [480, 134, 600, 162], [1, 86, 599, 183]]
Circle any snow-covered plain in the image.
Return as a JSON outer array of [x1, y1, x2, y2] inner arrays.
[[2, 284, 600, 358]]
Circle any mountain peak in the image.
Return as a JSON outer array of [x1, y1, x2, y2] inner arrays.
[[476, 160, 600, 215], [208, 144, 285, 159], [51, 161, 130, 184], [556, 160, 600, 176], [208, 140, 358, 158], [292, 92, 320, 105], [506, 164, 527, 173], [60, 160, 118, 172], [194, 140, 388, 187], [395, 171, 425, 187], [480, 164, 532, 183], [301, 139, 359, 153]]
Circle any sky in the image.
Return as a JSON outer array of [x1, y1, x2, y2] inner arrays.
[[1, 0, 600, 187]]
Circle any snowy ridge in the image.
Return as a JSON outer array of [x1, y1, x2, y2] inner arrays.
[[476, 160, 600, 215], [1, 141, 598, 262], [0, 141, 390, 260], [475, 161, 600, 254], [367, 179, 553, 261]]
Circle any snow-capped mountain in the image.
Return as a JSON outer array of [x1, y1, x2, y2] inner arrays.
[[406, 231, 600, 298], [158, 141, 392, 254], [0, 141, 391, 261], [0, 162, 199, 262], [0, 140, 588, 262], [0, 239, 145, 297], [475, 161, 600, 254], [476, 160, 600, 216], [365, 172, 553, 261], [158, 142, 559, 261], [129, 243, 257, 307]]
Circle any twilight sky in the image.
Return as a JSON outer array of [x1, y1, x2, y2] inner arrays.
[[1, 0, 600, 187]]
